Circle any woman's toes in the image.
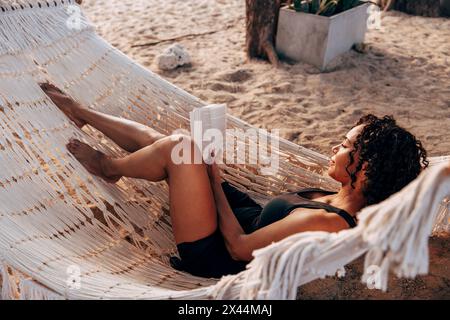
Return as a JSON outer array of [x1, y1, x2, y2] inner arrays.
[[48, 84, 64, 93], [66, 142, 77, 154], [65, 139, 119, 183], [40, 82, 64, 94], [73, 119, 86, 129], [39, 83, 87, 129], [67, 139, 81, 152], [41, 86, 86, 129]]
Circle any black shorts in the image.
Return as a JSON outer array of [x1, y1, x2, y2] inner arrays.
[[169, 181, 263, 278]]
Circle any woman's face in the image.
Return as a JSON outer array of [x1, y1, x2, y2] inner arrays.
[[328, 124, 365, 185]]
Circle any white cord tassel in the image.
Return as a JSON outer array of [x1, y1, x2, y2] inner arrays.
[[1, 263, 20, 300], [432, 197, 450, 235], [19, 279, 64, 300], [211, 231, 359, 300], [361, 162, 450, 290]]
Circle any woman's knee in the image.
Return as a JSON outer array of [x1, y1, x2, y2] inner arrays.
[[137, 128, 166, 148], [161, 134, 204, 166]]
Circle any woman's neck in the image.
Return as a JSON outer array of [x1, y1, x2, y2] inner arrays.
[[332, 184, 366, 216]]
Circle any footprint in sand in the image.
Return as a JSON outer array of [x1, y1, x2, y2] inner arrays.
[[287, 131, 301, 141], [219, 69, 253, 83], [213, 93, 237, 104], [208, 82, 243, 93]]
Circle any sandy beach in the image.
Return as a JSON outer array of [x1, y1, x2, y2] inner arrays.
[[82, 0, 450, 158], [80, 0, 450, 299]]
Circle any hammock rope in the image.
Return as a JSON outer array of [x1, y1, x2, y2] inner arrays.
[[0, 0, 449, 300]]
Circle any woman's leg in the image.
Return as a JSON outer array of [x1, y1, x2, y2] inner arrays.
[[41, 83, 166, 152], [67, 134, 217, 244]]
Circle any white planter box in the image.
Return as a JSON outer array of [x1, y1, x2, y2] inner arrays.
[[276, 2, 370, 70]]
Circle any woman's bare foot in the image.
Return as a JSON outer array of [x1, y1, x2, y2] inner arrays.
[[40, 83, 87, 129], [67, 138, 121, 183]]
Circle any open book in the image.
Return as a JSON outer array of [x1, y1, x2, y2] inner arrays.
[[189, 104, 227, 163]]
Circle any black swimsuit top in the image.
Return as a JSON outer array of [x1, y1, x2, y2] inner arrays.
[[258, 187, 358, 229]]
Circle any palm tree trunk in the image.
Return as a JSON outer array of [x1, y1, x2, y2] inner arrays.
[[245, 0, 282, 67]]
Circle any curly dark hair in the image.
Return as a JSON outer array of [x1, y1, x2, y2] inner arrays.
[[346, 114, 429, 206]]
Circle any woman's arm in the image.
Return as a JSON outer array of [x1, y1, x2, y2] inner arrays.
[[210, 180, 246, 259], [207, 163, 344, 262], [206, 161, 248, 258], [229, 211, 341, 261]]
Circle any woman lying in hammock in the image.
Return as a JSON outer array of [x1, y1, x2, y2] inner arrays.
[[41, 83, 428, 278]]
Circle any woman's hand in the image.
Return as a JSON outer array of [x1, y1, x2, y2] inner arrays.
[[206, 161, 223, 186], [206, 148, 223, 186]]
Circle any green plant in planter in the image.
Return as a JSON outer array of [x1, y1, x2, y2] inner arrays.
[[292, 0, 362, 16]]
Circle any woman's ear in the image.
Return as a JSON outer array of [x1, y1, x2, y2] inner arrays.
[[360, 162, 369, 180], [361, 162, 368, 172], [357, 162, 369, 185]]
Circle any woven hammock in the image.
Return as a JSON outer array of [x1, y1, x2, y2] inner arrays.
[[0, 0, 449, 300]]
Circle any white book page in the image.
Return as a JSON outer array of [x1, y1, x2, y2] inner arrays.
[[190, 104, 227, 163]]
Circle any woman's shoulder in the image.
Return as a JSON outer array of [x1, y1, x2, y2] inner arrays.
[[295, 187, 337, 202], [296, 187, 337, 194], [286, 207, 349, 233]]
